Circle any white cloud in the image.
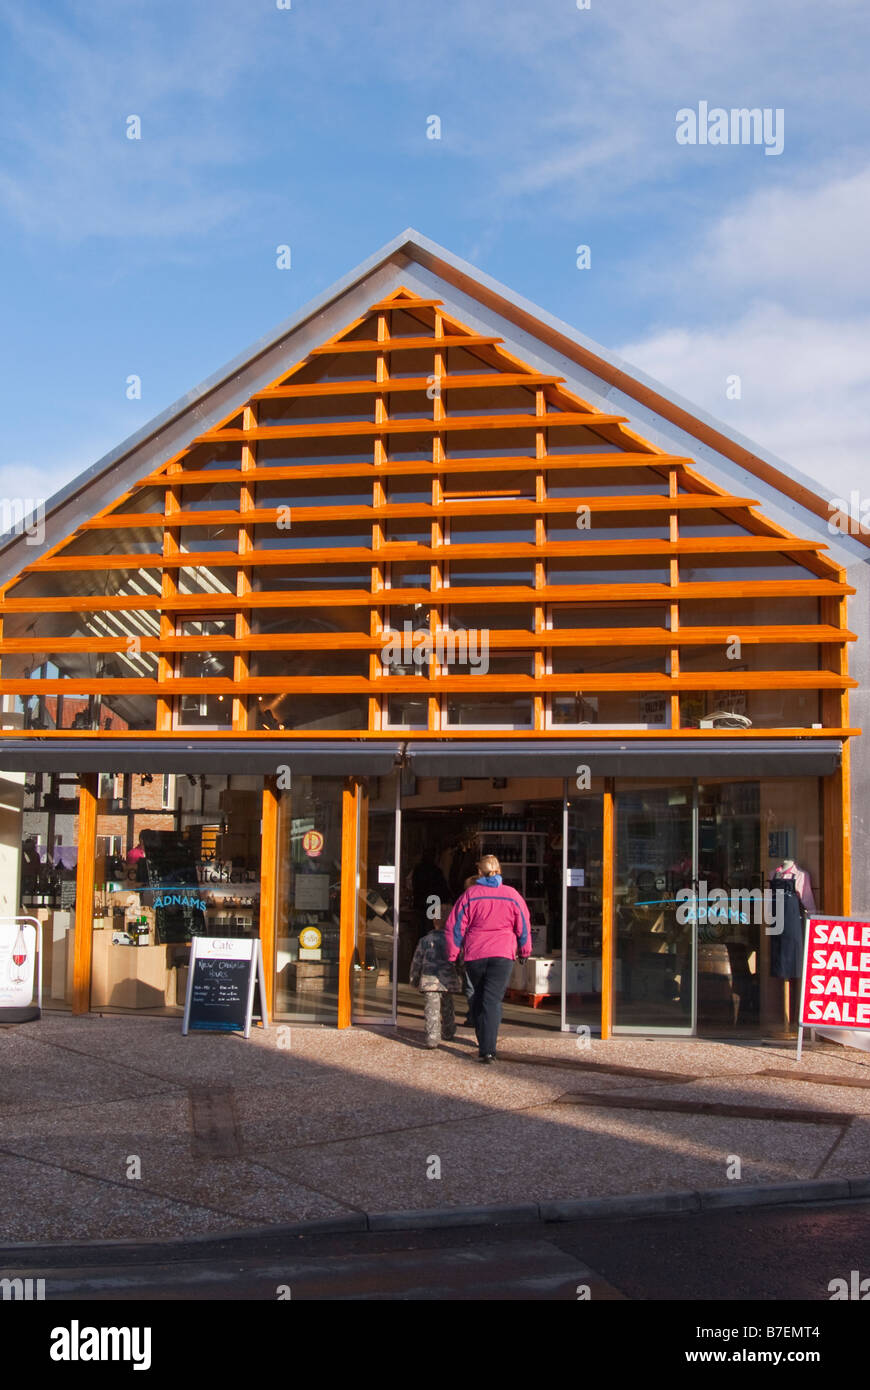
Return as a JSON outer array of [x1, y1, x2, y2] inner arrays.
[[618, 303, 870, 497], [691, 165, 870, 308]]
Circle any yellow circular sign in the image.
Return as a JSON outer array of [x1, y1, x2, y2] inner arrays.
[[299, 927, 322, 950], [302, 830, 324, 857]]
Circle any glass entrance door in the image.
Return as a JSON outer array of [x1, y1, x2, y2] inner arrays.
[[613, 783, 695, 1033], [353, 773, 399, 1022]]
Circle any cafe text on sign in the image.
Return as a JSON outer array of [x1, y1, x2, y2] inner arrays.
[[799, 917, 870, 1048]]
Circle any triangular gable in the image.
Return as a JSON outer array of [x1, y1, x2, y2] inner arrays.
[[0, 287, 856, 739]]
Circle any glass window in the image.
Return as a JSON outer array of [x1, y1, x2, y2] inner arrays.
[[176, 617, 234, 729], [91, 775, 262, 1014], [252, 522, 371, 551], [546, 466, 666, 493], [256, 478, 373, 509], [273, 776, 345, 1023], [254, 564, 373, 591], [444, 695, 533, 727], [613, 783, 694, 1032], [449, 516, 535, 545], [252, 695, 368, 730], [20, 774, 80, 1011], [548, 558, 669, 587], [550, 693, 668, 727], [447, 561, 534, 587]]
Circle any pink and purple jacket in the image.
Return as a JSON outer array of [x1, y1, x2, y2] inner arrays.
[[445, 874, 531, 963]]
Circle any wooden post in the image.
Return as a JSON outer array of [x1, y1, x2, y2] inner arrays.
[[258, 777, 279, 1017], [600, 778, 615, 1039], [72, 773, 98, 1014], [338, 779, 359, 1028]]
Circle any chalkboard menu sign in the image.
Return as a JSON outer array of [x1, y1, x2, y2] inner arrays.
[[182, 937, 269, 1038]]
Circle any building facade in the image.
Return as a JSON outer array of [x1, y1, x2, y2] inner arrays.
[[1, 231, 867, 1036]]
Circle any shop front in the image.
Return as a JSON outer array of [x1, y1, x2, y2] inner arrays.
[[1, 745, 840, 1038], [0, 242, 861, 1037]]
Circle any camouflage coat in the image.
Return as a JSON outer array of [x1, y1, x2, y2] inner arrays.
[[410, 929, 461, 993]]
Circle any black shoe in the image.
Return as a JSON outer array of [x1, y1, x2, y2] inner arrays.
[[477, 1053, 496, 1064]]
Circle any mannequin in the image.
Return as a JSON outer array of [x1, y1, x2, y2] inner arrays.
[[769, 859, 816, 1025]]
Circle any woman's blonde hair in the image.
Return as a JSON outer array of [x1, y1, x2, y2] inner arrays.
[[477, 854, 501, 877]]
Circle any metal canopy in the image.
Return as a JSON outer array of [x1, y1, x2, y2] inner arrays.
[[0, 737, 842, 779], [405, 739, 842, 779], [0, 740, 403, 776]]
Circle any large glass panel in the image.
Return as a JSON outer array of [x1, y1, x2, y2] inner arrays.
[[613, 783, 694, 1032], [90, 774, 261, 1014], [252, 695, 367, 730], [695, 781, 761, 1034], [354, 775, 398, 1021], [565, 791, 604, 1030], [273, 775, 343, 1023], [176, 617, 234, 729], [21, 773, 79, 1010]]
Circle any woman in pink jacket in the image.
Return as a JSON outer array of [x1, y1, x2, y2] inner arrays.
[[445, 855, 531, 1063]]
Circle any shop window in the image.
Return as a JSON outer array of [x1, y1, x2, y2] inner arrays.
[[62, 528, 165, 556], [256, 478, 374, 510], [448, 516, 535, 546], [547, 514, 669, 543], [679, 690, 821, 729], [550, 693, 669, 727], [20, 774, 80, 1010], [175, 617, 234, 729], [389, 308, 434, 338], [180, 443, 243, 474], [388, 390, 432, 422], [445, 428, 537, 460], [387, 477, 433, 506], [546, 466, 666, 493], [385, 695, 429, 728], [548, 558, 669, 587], [445, 385, 537, 416], [180, 483, 241, 512], [442, 470, 536, 502], [549, 646, 668, 675], [252, 695, 368, 730], [272, 776, 344, 1023], [545, 430, 624, 458], [444, 695, 533, 728], [384, 349, 435, 380], [254, 564, 372, 591], [252, 522, 371, 551], [178, 526, 238, 553], [90, 774, 262, 1014], [549, 602, 669, 630], [250, 651, 369, 679], [251, 606, 371, 636], [447, 560, 534, 588], [256, 395, 373, 427], [383, 521, 432, 545]]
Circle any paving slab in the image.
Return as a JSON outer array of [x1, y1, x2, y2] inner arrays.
[[1, 1012, 869, 1243]]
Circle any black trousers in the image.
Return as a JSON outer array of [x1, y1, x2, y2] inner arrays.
[[465, 956, 515, 1056]]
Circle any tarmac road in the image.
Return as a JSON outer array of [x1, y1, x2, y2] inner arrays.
[[4, 1197, 868, 1302]]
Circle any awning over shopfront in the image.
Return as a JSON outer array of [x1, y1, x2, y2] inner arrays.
[[0, 740, 404, 776], [405, 740, 843, 779]]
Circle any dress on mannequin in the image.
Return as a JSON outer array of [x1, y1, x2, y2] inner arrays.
[[769, 860, 815, 980]]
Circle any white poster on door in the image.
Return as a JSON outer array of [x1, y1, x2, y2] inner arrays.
[[0, 920, 38, 1009]]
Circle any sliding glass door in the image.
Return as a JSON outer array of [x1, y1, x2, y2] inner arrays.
[[613, 783, 695, 1034]]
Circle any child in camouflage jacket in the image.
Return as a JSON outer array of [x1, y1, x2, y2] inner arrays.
[[410, 921, 460, 1048]]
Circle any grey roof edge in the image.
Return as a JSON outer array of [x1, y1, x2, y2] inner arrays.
[[2, 226, 862, 568]]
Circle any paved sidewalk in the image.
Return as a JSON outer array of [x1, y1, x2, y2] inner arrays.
[[1, 1012, 869, 1245]]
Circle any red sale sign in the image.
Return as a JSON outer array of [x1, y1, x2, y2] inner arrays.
[[799, 917, 870, 1053]]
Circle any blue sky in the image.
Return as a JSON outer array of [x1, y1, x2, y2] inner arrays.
[[1, 0, 869, 505]]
